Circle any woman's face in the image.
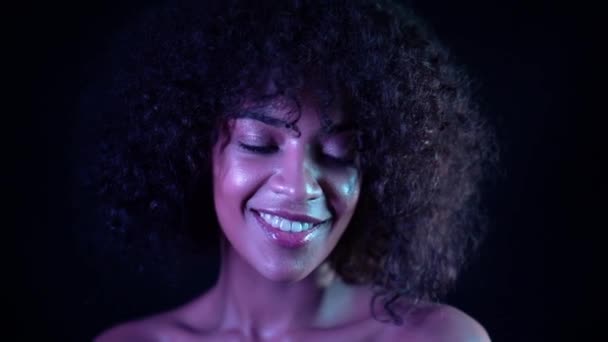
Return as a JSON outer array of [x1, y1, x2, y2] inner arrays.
[[212, 96, 361, 282]]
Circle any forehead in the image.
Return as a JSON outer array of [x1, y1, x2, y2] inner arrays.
[[232, 92, 351, 130]]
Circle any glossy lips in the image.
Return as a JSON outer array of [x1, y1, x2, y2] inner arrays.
[[252, 210, 330, 248]]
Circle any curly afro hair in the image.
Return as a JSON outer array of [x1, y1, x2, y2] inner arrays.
[[80, 0, 498, 325]]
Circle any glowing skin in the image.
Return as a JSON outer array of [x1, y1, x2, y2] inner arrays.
[[206, 95, 362, 336], [213, 99, 361, 283], [94, 95, 492, 342]]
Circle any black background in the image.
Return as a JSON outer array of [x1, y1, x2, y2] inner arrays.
[[13, 0, 591, 340]]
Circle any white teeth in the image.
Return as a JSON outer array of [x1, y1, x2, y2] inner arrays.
[[291, 222, 302, 232], [258, 212, 319, 233], [271, 215, 280, 227], [279, 219, 291, 232]]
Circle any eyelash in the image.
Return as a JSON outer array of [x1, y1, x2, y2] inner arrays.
[[238, 142, 354, 166], [238, 142, 277, 154]]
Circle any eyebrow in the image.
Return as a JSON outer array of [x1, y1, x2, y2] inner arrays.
[[233, 110, 357, 136], [233, 110, 291, 128]]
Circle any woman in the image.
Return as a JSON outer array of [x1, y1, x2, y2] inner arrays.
[[89, 0, 497, 340]]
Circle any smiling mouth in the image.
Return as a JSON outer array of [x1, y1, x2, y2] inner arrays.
[[251, 209, 330, 233], [251, 209, 332, 248]]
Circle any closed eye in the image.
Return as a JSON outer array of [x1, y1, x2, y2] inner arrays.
[[238, 142, 356, 166], [319, 150, 356, 166], [238, 142, 277, 154]]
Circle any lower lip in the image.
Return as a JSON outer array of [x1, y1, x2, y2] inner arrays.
[[252, 210, 329, 249]]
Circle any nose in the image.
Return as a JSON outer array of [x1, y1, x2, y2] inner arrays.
[[271, 143, 323, 202]]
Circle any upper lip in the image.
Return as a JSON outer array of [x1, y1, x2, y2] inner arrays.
[[253, 209, 330, 224]]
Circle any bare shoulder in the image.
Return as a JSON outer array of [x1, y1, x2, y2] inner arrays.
[[93, 313, 185, 342], [421, 304, 491, 342], [383, 302, 491, 342], [93, 308, 234, 342]]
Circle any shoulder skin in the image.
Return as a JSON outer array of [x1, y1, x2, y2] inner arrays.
[[385, 303, 491, 342]]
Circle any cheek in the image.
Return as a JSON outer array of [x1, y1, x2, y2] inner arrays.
[[213, 151, 271, 206], [328, 168, 361, 216], [218, 162, 255, 193], [213, 156, 264, 234], [342, 170, 360, 199]]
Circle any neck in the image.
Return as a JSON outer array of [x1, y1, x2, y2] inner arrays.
[[210, 236, 349, 338]]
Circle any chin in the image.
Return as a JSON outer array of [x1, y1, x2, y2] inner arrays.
[[253, 255, 320, 283]]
